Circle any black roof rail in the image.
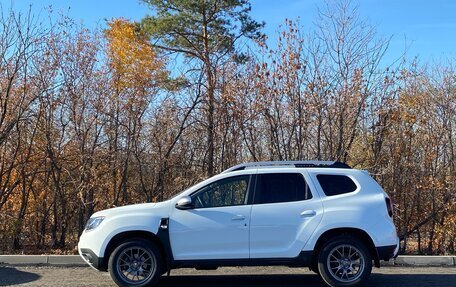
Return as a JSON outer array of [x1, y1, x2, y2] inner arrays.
[[222, 161, 351, 173]]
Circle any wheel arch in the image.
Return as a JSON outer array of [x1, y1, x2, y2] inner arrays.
[[311, 227, 380, 270], [101, 230, 167, 271]]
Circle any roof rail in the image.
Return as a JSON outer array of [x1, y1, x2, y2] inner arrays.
[[222, 161, 351, 173]]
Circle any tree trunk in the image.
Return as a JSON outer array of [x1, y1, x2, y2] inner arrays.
[[202, 7, 215, 177]]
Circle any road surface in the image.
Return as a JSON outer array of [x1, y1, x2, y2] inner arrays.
[[0, 265, 455, 287]]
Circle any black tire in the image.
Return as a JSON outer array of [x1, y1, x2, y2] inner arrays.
[[317, 235, 372, 287], [108, 239, 162, 287]]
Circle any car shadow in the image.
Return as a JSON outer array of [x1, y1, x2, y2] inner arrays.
[[158, 274, 321, 287], [0, 266, 41, 286], [157, 272, 456, 287]]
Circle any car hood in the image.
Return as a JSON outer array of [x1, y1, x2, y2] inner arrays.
[[91, 201, 169, 218]]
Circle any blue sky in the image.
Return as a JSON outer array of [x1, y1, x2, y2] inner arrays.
[[4, 0, 456, 64]]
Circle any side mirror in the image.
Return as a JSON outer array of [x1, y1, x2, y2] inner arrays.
[[175, 196, 193, 210]]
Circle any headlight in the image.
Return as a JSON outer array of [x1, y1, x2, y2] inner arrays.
[[85, 216, 105, 231]]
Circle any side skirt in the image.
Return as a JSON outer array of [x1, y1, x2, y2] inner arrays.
[[171, 251, 313, 269]]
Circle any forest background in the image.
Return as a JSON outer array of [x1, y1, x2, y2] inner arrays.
[[0, 0, 454, 255]]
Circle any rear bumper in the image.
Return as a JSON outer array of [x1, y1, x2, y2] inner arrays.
[[79, 248, 105, 271], [393, 237, 400, 258], [376, 237, 400, 261]]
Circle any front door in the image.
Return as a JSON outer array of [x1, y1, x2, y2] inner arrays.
[[169, 175, 252, 260]]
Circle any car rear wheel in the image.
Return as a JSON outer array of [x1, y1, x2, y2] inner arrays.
[[317, 235, 372, 287], [108, 239, 162, 287]]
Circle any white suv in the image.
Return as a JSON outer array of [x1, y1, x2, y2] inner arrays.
[[78, 161, 399, 287]]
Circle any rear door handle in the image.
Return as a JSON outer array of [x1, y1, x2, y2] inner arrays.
[[231, 215, 246, 221], [300, 210, 316, 217]]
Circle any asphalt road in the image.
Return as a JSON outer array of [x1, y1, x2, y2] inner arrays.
[[0, 266, 455, 287]]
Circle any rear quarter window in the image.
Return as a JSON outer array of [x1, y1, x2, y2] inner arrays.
[[316, 174, 357, 196]]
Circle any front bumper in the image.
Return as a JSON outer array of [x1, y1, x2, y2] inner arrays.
[[79, 248, 105, 271]]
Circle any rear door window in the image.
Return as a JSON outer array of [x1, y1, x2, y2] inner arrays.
[[254, 173, 312, 204]]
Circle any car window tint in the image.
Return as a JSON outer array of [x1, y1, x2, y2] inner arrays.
[[317, 174, 357, 196], [192, 175, 249, 208], [254, 173, 311, 204]]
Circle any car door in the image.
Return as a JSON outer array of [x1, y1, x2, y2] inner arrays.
[[169, 174, 252, 260], [249, 170, 324, 259]]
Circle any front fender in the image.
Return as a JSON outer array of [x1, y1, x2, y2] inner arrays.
[[78, 213, 163, 258]]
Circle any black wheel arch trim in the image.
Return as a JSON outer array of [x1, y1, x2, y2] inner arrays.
[[157, 217, 175, 272], [312, 227, 383, 268], [101, 224, 172, 272]]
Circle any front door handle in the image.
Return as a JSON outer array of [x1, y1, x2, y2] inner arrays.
[[231, 215, 246, 221], [300, 210, 317, 217]]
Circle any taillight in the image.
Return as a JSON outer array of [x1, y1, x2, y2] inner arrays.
[[385, 197, 393, 217]]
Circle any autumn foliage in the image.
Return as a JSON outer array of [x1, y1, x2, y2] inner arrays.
[[0, 3, 454, 255]]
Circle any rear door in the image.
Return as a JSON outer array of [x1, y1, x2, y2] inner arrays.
[[249, 170, 324, 258]]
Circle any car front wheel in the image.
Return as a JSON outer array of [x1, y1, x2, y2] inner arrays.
[[317, 235, 372, 287], [108, 239, 162, 287]]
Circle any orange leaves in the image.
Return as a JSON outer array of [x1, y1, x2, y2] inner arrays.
[[105, 18, 165, 91]]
